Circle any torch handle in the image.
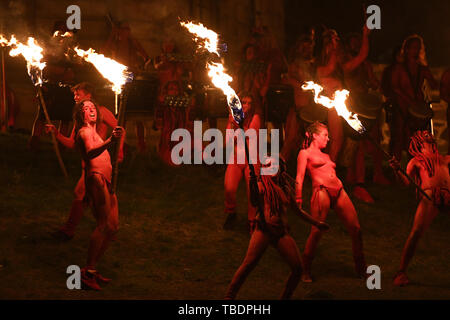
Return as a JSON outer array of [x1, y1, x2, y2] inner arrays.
[[364, 133, 432, 201], [111, 91, 128, 194], [239, 123, 266, 227], [37, 87, 68, 178]]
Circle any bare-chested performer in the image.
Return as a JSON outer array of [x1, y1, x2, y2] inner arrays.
[[390, 131, 449, 286], [73, 99, 124, 290], [296, 122, 367, 282], [225, 157, 329, 299], [46, 82, 120, 240]]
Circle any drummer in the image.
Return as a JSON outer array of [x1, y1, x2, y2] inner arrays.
[[281, 30, 316, 163], [391, 34, 438, 165], [342, 28, 391, 203]]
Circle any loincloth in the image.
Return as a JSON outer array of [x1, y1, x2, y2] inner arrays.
[[312, 184, 343, 209], [424, 186, 450, 210], [251, 219, 290, 244], [83, 171, 113, 203]]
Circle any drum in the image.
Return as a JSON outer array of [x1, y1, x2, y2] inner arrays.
[[344, 91, 383, 140], [126, 74, 159, 113], [39, 82, 75, 121], [266, 84, 294, 123], [407, 101, 433, 131], [203, 87, 229, 118]]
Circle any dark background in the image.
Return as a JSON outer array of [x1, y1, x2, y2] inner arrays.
[[284, 0, 450, 66]]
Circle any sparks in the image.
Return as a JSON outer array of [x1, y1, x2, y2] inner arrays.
[[0, 35, 46, 85], [302, 81, 365, 133], [180, 21, 219, 55], [53, 31, 73, 38], [74, 47, 132, 94]]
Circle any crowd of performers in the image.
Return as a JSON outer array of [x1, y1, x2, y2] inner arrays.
[[4, 19, 449, 295]]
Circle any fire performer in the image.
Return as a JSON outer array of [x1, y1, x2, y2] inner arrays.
[[46, 82, 121, 240], [225, 156, 329, 299], [390, 131, 449, 286], [439, 67, 450, 155], [391, 35, 437, 164], [73, 99, 124, 290], [223, 92, 262, 230], [296, 121, 367, 282], [342, 29, 390, 203], [0, 80, 20, 130]]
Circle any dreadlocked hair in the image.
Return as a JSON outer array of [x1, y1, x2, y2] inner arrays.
[[302, 121, 328, 149], [408, 130, 439, 178]]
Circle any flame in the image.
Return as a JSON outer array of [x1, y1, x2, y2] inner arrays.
[[53, 31, 73, 38], [0, 35, 46, 85], [74, 47, 131, 94], [180, 21, 219, 55], [180, 21, 243, 124], [207, 62, 243, 123], [302, 81, 365, 133]]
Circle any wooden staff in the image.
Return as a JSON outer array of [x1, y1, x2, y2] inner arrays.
[[37, 86, 68, 178], [111, 88, 128, 194]]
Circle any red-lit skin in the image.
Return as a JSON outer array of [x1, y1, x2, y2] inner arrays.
[[224, 96, 262, 224], [281, 38, 315, 161], [343, 32, 388, 188], [157, 82, 196, 166], [76, 101, 124, 271], [45, 89, 121, 237], [439, 68, 450, 155], [390, 143, 450, 285], [296, 127, 366, 281], [225, 164, 302, 300], [391, 38, 438, 162]]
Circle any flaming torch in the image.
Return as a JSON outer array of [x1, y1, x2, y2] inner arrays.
[[0, 35, 68, 177], [302, 81, 432, 201], [74, 47, 133, 193]]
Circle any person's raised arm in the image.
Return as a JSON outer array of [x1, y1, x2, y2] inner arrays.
[[79, 127, 123, 160], [343, 26, 370, 73], [295, 149, 308, 208]]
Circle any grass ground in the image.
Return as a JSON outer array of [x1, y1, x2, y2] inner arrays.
[[0, 132, 449, 300]]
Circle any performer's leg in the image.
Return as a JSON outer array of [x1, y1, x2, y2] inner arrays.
[[328, 109, 343, 162], [334, 190, 367, 277], [276, 235, 302, 299], [223, 164, 244, 229], [224, 229, 271, 299], [60, 174, 87, 235], [94, 193, 119, 264], [394, 197, 438, 286], [281, 108, 302, 162], [352, 141, 375, 203], [86, 175, 113, 270], [135, 121, 146, 153], [302, 188, 330, 282]]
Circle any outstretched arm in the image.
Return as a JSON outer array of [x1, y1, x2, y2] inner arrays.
[[46, 125, 76, 149], [389, 157, 417, 186]]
